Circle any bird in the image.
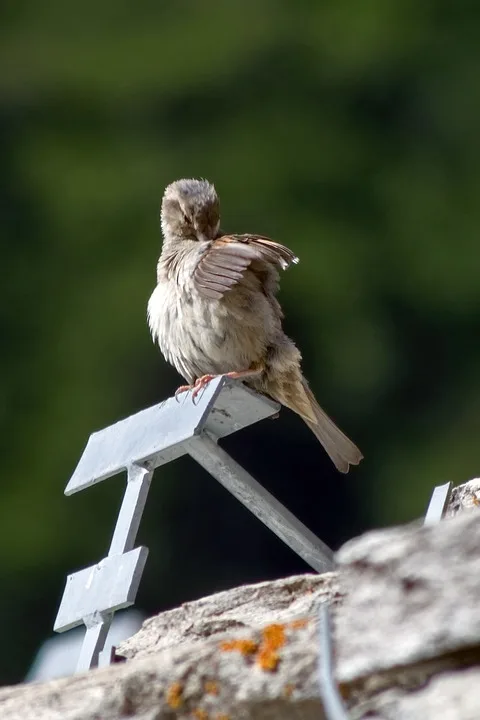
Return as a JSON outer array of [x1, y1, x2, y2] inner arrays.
[[147, 178, 363, 473]]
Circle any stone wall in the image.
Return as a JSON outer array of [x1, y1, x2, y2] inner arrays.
[[1, 479, 479, 719]]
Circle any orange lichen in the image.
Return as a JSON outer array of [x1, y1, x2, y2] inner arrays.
[[220, 638, 258, 656], [289, 618, 309, 630], [256, 646, 280, 671], [204, 680, 219, 695], [254, 623, 287, 672], [261, 623, 286, 650], [283, 683, 295, 698], [166, 681, 183, 709], [214, 715, 230, 720], [192, 710, 209, 720], [219, 623, 290, 673]]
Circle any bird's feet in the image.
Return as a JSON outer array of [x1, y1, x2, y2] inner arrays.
[[174, 383, 195, 401], [191, 374, 217, 401], [175, 367, 263, 403], [174, 374, 217, 403]]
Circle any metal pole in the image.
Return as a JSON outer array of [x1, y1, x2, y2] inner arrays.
[[108, 465, 153, 556], [187, 433, 335, 573], [424, 482, 452, 525], [318, 604, 350, 720], [76, 613, 112, 672]]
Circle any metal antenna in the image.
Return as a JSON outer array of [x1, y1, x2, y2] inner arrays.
[[54, 377, 335, 672]]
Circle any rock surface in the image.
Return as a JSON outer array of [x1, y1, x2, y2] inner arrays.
[[448, 477, 480, 517], [1, 479, 479, 719], [336, 510, 480, 686], [370, 668, 480, 720], [119, 572, 340, 661], [0, 621, 324, 720]]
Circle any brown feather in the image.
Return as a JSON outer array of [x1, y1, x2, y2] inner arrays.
[[150, 177, 363, 472], [300, 380, 363, 473], [260, 369, 362, 474], [194, 234, 298, 299]]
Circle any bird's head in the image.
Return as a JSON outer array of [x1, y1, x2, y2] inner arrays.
[[161, 178, 220, 243]]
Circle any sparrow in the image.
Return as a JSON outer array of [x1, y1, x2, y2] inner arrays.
[[147, 178, 363, 473]]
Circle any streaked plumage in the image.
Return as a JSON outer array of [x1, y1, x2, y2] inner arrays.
[[148, 178, 363, 472]]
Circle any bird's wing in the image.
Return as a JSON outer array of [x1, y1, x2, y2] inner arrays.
[[194, 234, 298, 300]]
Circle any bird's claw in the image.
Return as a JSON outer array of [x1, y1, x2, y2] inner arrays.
[[191, 374, 216, 402], [174, 384, 193, 402], [174, 375, 218, 404], [175, 368, 260, 404]]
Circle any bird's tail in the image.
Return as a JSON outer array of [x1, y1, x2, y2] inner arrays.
[[259, 362, 363, 473], [270, 373, 362, 473], [299, 378, 363, 473]]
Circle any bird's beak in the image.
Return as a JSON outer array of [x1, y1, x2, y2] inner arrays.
[[196, 231, 211, 244]]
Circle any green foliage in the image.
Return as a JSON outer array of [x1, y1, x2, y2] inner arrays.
[[1, 0, 480, 683]]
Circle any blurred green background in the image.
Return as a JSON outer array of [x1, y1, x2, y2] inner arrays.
[[2, 0, 480, 685]]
